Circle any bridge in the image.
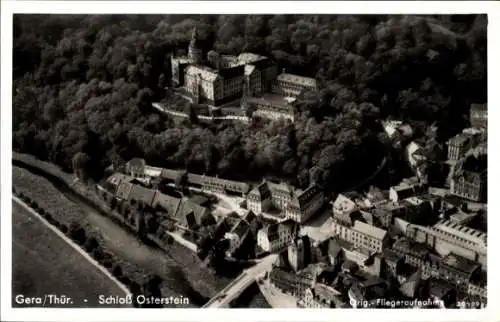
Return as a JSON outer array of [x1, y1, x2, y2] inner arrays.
[[202, 253, 278, 308]]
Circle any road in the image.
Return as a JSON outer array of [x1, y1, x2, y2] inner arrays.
[[12, 197, 131, 307], [203, 253, 278, 308]]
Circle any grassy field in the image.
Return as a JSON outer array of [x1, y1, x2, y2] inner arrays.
[[12, 166, 87, 228], [12, 201, 129, 308]]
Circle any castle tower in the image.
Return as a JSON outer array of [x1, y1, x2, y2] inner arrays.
[[188, 26, 203, 64], [193, 73, 201, 104]]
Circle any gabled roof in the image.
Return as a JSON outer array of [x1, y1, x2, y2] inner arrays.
[[290, 184, 322, 209], [115, 181, 134, 200], [128, 185, 158, 206], [440, 252, 480, 275], [248, 182, 270, 199], [332, 194, 358, 214], [152, 193, 182, 216]]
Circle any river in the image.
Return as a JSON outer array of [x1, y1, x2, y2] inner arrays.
[[13, 161, 271, 308]]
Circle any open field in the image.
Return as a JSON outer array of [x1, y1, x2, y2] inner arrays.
[[12, 200, 129, 308]]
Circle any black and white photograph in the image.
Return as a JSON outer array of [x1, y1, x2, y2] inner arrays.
[[1, 1, 497, 322]]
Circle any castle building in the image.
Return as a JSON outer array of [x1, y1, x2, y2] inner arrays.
[[272, 70, 318, 98], [170, 26, 314, 111]]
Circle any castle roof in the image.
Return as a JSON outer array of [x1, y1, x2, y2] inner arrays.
[[277, 73, 317, 88]]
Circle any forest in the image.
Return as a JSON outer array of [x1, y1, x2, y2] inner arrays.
[[13, 14, 487, 191]]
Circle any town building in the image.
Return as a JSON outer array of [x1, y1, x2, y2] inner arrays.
[[450, 154, 487, 202], [224, 211, 259, 257], [381, 249, 404, 279], [286, 184, 325, 223], [331, 193, 358, 218], [268, 263, 322, 298], [299, 284, 341, 308], [470, 103, 487, 129], [257, 219, 298, 252], [438, 252, 480, 292], [399, 270, 423, 298], [447, 133, 477, 161], [332, 219, 389, 253], [405, 219, 487, 269], [392, 237, 432, 267], [389, 178, 427, 203], [421, 254, 442, 280], [428, 278, 456, 308], [246, 182, 272, 214]]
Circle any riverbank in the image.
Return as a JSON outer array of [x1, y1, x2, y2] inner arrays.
[[12, 197, 131, 308], [11, 159, 233, 306]]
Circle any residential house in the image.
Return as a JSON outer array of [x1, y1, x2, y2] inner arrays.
[[224, 211, 259, 256], [299, 284, 341, 308], [392, 237, 432, 267], [257, 219, 297, 252]]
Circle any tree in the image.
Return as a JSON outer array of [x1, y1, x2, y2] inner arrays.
[[137, 88, 154, 113], [72, 152, 89, 180], [84, 236, 99, 253], [69, 222, 87, 245], [112, 264, 123, 279]]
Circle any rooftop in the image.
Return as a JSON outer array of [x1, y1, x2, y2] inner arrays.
[[352, 220, 387, 241], [441, 252, 480, 275], [276, 73, 317, 88], [432, 219, 487, 247]]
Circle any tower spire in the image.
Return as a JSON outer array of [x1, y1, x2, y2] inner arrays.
[[190, 26, 198, 46]]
